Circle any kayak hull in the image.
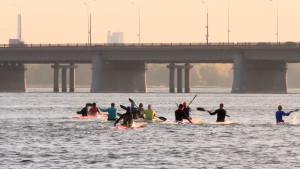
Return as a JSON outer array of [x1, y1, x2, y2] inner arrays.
[[111, 122, 148, 129], [72, 114, 108, 119], [164, 119, 202, 124], [209, 121, 233, 125], [134, 119, 163, 123]]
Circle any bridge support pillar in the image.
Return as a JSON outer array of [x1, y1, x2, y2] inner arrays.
[[232, 56, 287, 93], [231, 54, 244, 93], [167, 63, 193, 93], [51, 64, 77, 92], [0, 62, 27, 92], [61, 68, 67, 92], [177, 67, 183, 93], [91, 55, 147, 93], [185, 63, 193, 93], [167, 63, 175, 93], [52, 63, 59, 92], [69, 63, 75, 92]]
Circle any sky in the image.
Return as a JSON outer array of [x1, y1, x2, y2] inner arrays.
[[1, 0, 300, 44]]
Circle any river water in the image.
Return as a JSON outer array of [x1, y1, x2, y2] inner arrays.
[[1, 88, 300, 169]]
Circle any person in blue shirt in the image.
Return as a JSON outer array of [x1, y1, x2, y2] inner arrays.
[[182, 102, 192, 120], [275, 105, 293, 123], [99, 103, 117, 121]]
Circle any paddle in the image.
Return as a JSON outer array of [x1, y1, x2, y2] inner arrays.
[[129, 98, 138, 108], [117, 105, 128, 117], [290, 109, 299, 113], [156, 116, 167, 121], [188, 94, 198, 107], [120, 105, 127, 110], [197, 107, 230, 117]]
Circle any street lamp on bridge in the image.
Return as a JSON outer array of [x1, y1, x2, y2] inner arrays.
[[84, 0, 96, 46], [227, 0, 230, 43], [202, 1, 209, 45], [270, 0, 279, 44], [132, 2, 141, 44]]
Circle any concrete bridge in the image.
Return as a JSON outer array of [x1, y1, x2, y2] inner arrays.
[[1, 42, 300, 93]]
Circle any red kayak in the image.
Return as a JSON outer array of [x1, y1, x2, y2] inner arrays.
[[72, 114, 108, 119], [111, 122, 148, 129]]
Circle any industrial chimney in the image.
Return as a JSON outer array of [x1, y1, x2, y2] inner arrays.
[[9, 13, 25, 46], [18, 14, 22, 40]]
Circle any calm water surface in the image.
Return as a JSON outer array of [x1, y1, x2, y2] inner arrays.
[[1, 88, 300, 168]]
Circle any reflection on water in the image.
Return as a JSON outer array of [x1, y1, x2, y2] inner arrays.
[[1, 88, 300, 168]]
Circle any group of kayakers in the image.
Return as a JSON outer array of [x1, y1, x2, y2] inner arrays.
[[76, 98, 296, 126], [77, 99, 232, 126]]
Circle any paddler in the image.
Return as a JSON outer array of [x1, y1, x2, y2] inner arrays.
[[175, 104, 193, 123], [130, 102, 140, 119], [182, 102, 192, 120], [137, 103, 145, 118], [114, 106, 134, 127], [99, 103, 117, 121], [143, 104, 156, 120], [89, 102, 101, 116], [275, 105, 292, 123], [208, 103, 228, 122], [77, 103, 92, 116]]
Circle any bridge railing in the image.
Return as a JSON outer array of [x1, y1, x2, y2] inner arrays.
[[1, 42, 300, 48]]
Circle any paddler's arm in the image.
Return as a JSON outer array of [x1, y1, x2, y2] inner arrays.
[[114, 114, 125, 126], [208, 110, 217, 115], [99, 108, 109, 112], [225, 110, 230, 117], [183, 113, 193, 124], [283, 111, 291, 116], [97, 108, 102, 115]]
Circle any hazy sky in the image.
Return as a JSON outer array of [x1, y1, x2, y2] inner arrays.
[[1, 0, 300, 44]]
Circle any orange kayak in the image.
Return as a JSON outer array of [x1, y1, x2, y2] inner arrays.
[[72, 114, 108, 119], [111, 122, 148, 129]]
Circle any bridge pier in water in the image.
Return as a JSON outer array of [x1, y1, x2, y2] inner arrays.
[[51, 63, 77, 92], [167, 63, 193, 93], [91, 55, 147, 93], [232, 55, 287, 93], [0, 62, 27, 92]]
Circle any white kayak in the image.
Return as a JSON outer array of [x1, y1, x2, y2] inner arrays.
[[208, 121, 234, 125], [164, 119, 202, 124]]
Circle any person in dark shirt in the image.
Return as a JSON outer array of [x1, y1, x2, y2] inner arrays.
[[208, 103, 228, 122], [182, 102, 192, 120], [137, 103, 145, 119], [175, 104, 193, 124], [77, 103, 92, 116], [114, 107, 134, 127]]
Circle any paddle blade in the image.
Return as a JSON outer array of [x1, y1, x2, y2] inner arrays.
[[120, 105, 127, 110], [76, 111, 82, 114], [197, 107, 206, 111], [157, 116, 167, 121], [294, 109, 299, 112], [129, 98, 134, 103]]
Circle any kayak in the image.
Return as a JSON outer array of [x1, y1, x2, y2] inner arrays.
[[164, 119, 202, 124], [101, 119, 116, 123], [111, 122, 148, 129], [72, 114, 108, 119], [209, 121, 233, 125], [274, 122, 297, 125], [134, 118, 164, 123]]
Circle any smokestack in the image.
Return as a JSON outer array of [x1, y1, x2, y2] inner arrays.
[[18, 14, 21, 40]]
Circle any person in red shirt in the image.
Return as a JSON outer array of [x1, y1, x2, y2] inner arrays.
[[89, 102, 100, 116]]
